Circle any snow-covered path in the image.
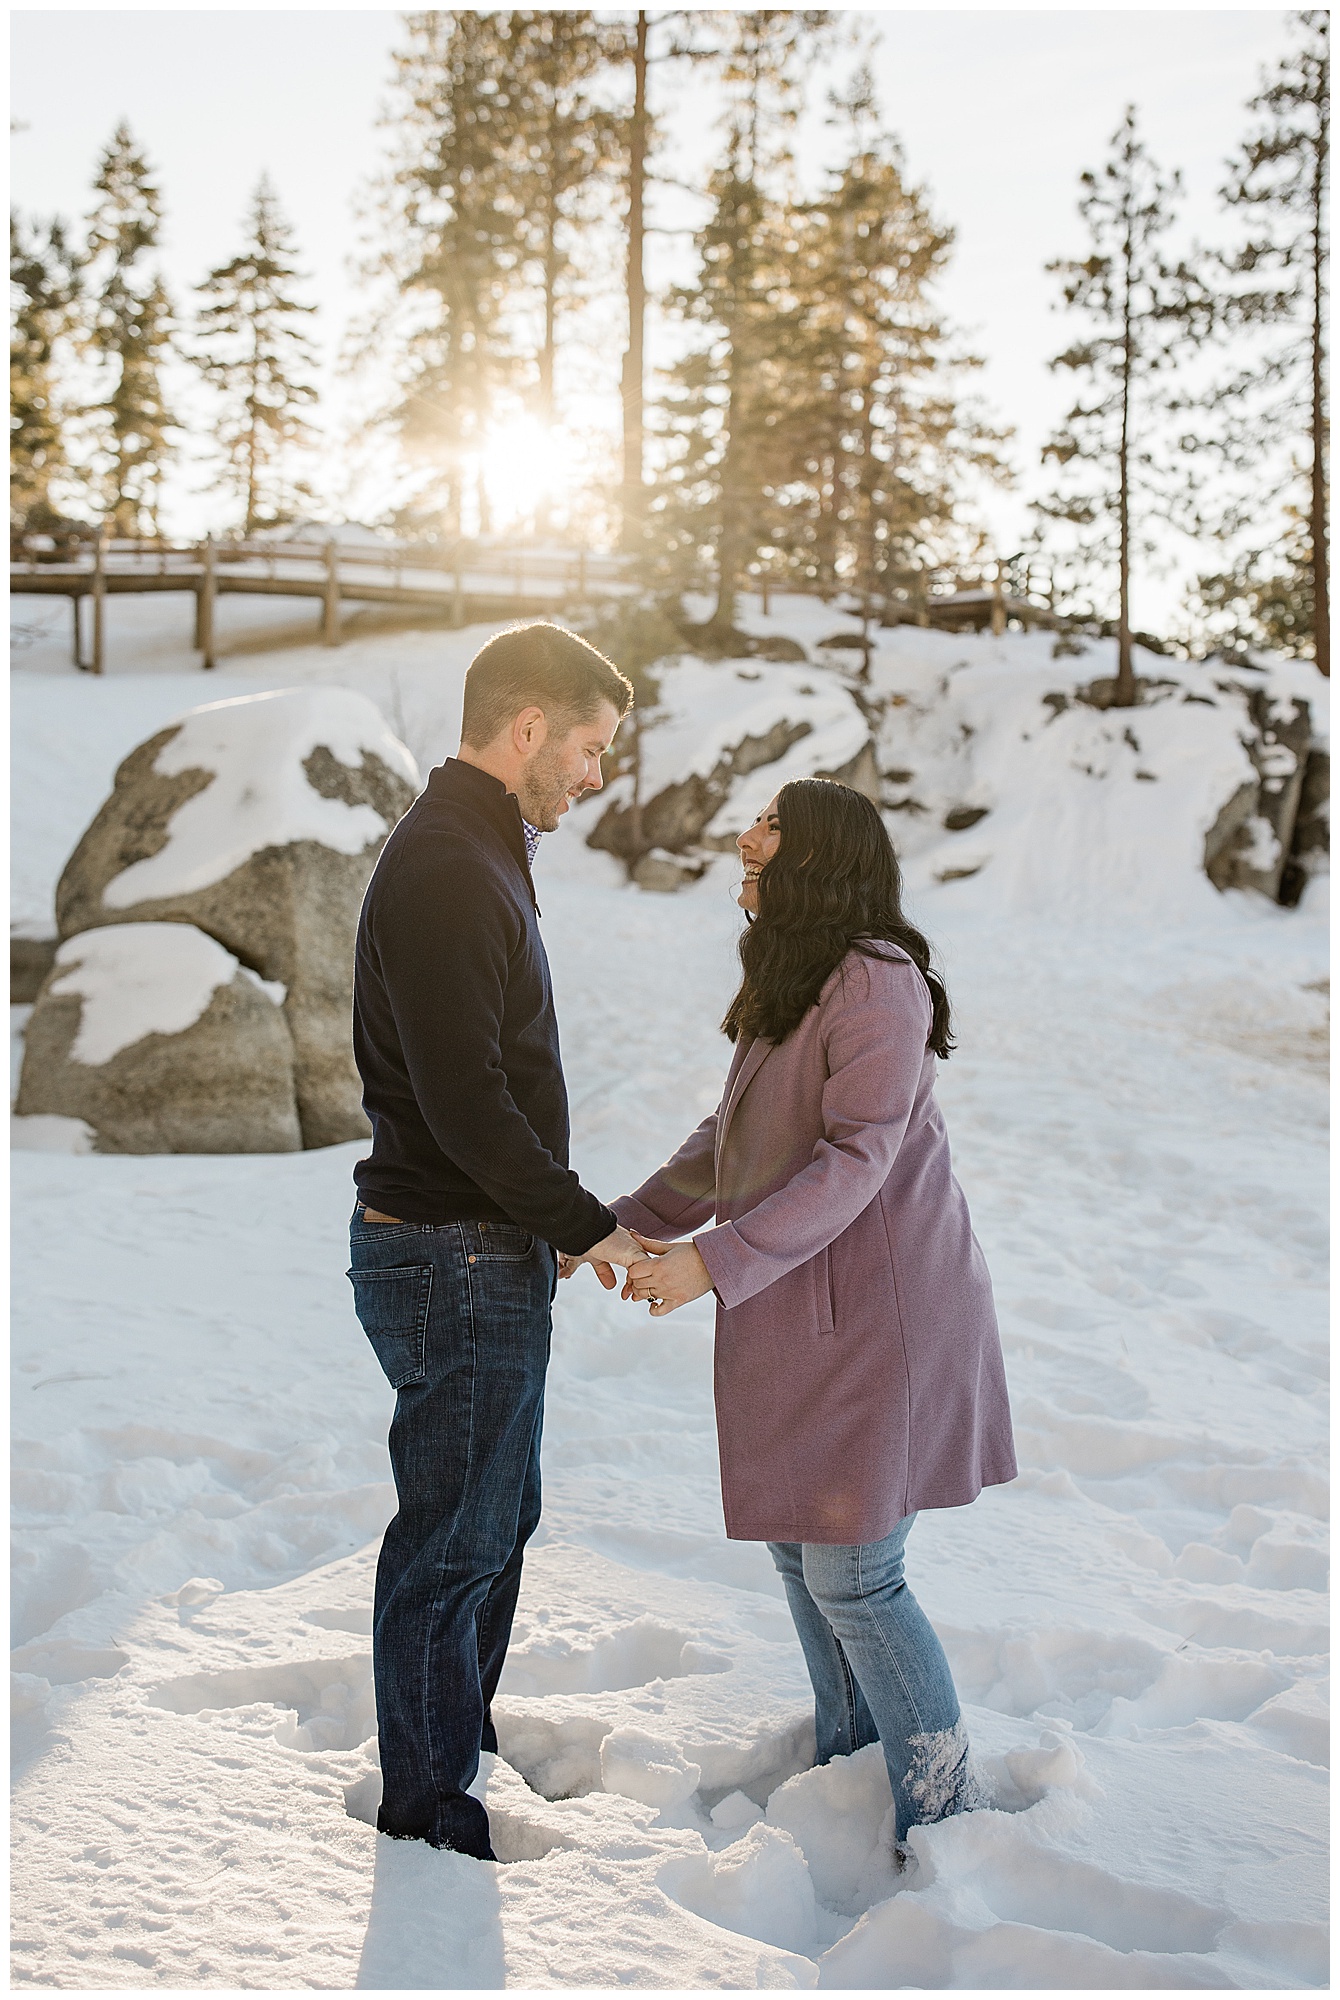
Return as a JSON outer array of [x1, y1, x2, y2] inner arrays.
[[10, 612, 1329, 1987], [12, 815, 1328, 1988]]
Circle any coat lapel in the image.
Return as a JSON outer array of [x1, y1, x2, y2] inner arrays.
[[716, 1036, 772, 1168]]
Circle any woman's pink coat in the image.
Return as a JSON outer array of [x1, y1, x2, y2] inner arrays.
[[613, 945, 1016, 1544]]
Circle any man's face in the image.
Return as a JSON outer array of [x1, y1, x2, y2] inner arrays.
[[515, 700, 622, 833]]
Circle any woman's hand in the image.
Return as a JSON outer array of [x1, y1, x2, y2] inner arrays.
[[624, 1233, 714, 1316]]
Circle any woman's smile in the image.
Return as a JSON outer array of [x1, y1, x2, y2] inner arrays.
[[736, 796, 782, 910]]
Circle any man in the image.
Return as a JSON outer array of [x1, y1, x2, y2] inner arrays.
[[349, 621, 641, 1858]]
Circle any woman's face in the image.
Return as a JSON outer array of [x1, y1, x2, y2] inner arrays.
[[736, 795, 782, 913]]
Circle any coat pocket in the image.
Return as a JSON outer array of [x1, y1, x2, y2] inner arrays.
[[348, 1264, 433, 1389], [815, 1245, 835, 1335]]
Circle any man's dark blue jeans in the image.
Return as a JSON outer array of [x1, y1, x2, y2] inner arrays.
[[348, 1206, 557, 1858]]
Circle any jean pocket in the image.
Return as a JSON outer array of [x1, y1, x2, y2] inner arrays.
[[348, 1264, 433, 1389], [476, 1222, 535, 1260]]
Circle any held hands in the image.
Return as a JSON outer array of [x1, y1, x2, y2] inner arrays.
[[622, 1233, 714, 1317], [558, 1227, 713, 1317], [558, 1224, 642, 1291]]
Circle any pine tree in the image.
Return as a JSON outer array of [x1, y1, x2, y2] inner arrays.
[[194, 176, 318, 535], [378, 11, 527, 538], [1186, 509, 1315, 658], [616, 9, 651, 548], [10, 210, 79, 534], [1037, 108, 1209, 705], [609, 9, 720, 549], [662, 154, 802, 633], [659, 11, 830, 638], [1198, 11, 1328, 671], [787, 69, 1010, 617], [83, 121, 177, 536], [504, 12, 619, 439]]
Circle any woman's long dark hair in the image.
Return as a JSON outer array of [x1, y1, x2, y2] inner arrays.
[[722, 778, 953, 1058]]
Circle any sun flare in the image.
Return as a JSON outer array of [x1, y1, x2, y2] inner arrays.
[[475, 417, 571, 535]]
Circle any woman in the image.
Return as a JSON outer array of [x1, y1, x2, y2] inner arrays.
[[611, 777, 1016, 1849]]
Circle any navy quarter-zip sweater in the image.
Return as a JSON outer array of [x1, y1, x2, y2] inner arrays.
[[352, 757, 617, 1254]]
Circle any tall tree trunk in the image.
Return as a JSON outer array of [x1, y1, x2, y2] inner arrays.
[[533, 109, 560, 540], [713, 461, 745, 636], [537, 210, 558, 537], [540, 240, 557, 430], [858, 393, 878, 614], [245, 427, 259, 535], [245, 331, 261, 535], [620, 10, 647, 551], [816, 451, 839, 599], [711, 320, 748, 636], [539, 106, 558, 434], [1310, 87, 1329, 676], [1116, 233, 1135, 706]]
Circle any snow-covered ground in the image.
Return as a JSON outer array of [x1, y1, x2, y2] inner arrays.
[[10, 601, 1329, 1988]]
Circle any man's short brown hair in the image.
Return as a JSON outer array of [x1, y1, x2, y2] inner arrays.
[[460, 621, 634, 749]]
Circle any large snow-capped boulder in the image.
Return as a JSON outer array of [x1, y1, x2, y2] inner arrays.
[[54, 688, 420, 1147], [15, 924, 302, 1154], [587, 658, 875, 869]]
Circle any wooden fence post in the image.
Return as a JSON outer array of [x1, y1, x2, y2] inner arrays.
[[990, 562, 1006, 637], [90, 522, 108, 674], [322, 538, 341, 645], [198, 535, 217, 668], [71, 593, 83, 669], [193, 540, 206, 648]]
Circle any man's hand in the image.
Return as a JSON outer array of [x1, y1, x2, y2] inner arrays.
[[561, 1224, 643, 1291], [624, 1233, 714, 1316]]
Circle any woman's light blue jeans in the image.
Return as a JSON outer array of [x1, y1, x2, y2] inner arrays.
[[768, 1516, 975, 1843]]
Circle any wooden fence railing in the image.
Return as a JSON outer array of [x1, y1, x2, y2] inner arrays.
[[10, 533, 631, 672]]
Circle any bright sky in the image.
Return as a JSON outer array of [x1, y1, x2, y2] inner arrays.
[[11, 6, 1296, 630]]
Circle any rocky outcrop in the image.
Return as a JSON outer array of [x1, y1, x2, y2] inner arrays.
[[1280, 750, 1330, 908], [591, 716, 816, 863], [1205, 690, 1317, 903], [53, 688, 419, 1147], [11, 936, 57, 1004], [587, 658, 876, 879], [15, 924, 302, 1155], [632, 850, 708, 893], [1203, 781, 1264, 893], [672, 624, 808, 663]]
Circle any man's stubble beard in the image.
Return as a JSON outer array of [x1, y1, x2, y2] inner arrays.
[[515, 743, 573, 834]]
